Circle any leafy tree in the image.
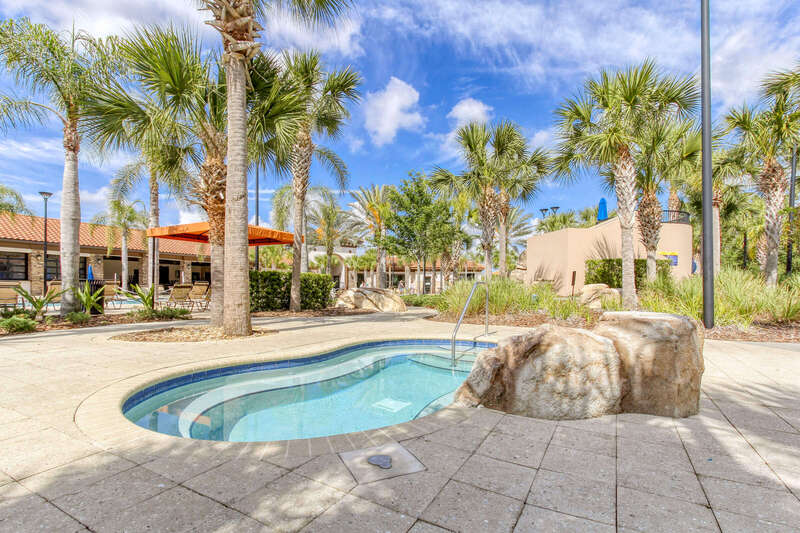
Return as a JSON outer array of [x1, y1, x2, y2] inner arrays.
[[384, 172, 455, 295], [285, 50, 360, 310], [553, 60, 698, 308], [0, 19, 117, 314], [537, 211, 578, 233], [306, 189, 353, 276], [89, 197, 148, 292]]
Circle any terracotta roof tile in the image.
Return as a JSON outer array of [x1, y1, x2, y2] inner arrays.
[[0, 213, 205, 256]]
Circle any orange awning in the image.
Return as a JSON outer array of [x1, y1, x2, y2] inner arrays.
[[146, 222, 294, 246]]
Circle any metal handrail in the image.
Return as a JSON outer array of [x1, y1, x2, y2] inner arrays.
[[451, 280, 489, 367]]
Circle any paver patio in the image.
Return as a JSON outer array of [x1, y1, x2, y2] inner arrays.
[[1, 310, 799, 532]]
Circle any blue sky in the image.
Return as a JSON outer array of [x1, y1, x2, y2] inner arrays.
[[1, 0, 799, 230]]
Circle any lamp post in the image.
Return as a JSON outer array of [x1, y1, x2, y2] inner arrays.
[[550, 206, 560, 216], [539, 208, 548, 219], [39, 191, 53, 295], [701, 0, 715, 328], [787, 145, 797, 274], [254, 166, 260, 271]]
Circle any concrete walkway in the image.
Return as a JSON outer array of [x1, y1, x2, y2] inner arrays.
[[0, 312, 799, 532]]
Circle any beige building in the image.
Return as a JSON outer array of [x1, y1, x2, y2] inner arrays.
[[0, 213, 210, 295], [523, 214, 693, 296]]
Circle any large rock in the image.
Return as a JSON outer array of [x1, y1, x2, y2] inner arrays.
[[594, 312, 704, 418], [335, 288, 407, 312], [454, 324, 623, 420], [579, 284, 622, 310]]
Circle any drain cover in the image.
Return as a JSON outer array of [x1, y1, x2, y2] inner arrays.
[[367, 454, 392, 469]]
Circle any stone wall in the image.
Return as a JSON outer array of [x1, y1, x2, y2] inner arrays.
[[88, 255, 104, 280], [28, 251, 44, 296], [180, 260, 192, 284]]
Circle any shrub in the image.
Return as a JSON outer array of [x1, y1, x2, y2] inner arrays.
[[440, 278, 568, 317], [402, 294, 445, 310], [0, 315, 37, 333], [1, 308, 35, 320], [130, 308, 192, 321], [124, 284, 156, 312], [13, 286, 64, 320], [249, 271, 334, 312], [73, 282, 104, 314], [64, 311, 91, 325], [585, 258, 671, 288]]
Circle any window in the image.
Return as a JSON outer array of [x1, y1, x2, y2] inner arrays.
[[0, 252, 27, 281], [45, 256, 87, 280]]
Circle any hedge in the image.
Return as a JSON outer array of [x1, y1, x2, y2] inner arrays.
[[401, 293, 445, 310], [249, 271, 334, 311], [585, 258, 672, 288]]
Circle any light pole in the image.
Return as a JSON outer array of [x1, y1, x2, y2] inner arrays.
[[701, 0, 715, 328], [39, 191, 53, 295], [550, 206, 560, 216], [254, 166, 260, 271], [787, 145, 797, 274]]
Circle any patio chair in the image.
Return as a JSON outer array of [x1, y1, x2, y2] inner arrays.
[[103, 281, 124, 309], [195, 287, 211, 312], [160, 284, 194, 311], [0, 284, 21, 311], [46, 281, 62, 310], [189, 282, 209, 308]]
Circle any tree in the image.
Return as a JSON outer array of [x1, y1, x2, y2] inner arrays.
[[537, 211, 578, 233], [635, 120, 701, 280], [505, 207, 535, 252], [432, 121, 529, 281], [553, 60, 698, 307], [496, 147, 549, 276], [384, 172, 455, 295], [285, 51, 360, 311], [725, 91, 800, 286], [306, 189, 352, 276], [0, 19, 116, 314], [0, 185, 28, 216], [350, 185, 392, 288], [89, 198, 147, 292]]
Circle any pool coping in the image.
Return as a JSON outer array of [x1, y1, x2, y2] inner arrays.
[[74, 333, 502, 461]]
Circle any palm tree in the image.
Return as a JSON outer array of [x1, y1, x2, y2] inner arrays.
[[350, 185, 392, 288], [307, 189, 353, 277], [85, 28, 300, 327], [0, 19, 116, 314], [0, 185, 28, 216], [89, 198, 147, 292], [537, 211, 578, 233], [553, 60, 698, 307], [635, 120, 702, 281], [577, 206, 599, 227], [505, 207, 535, 252], [285, 51, 361, 311], [725, 92, 800, 286], [432, 121, 529, 281], [497, 147, 549, 276]]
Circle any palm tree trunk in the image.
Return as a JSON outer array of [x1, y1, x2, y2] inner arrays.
[[637, 190, 662, 282], [290, 127, 313, 311], [208, 216, 225, 328], [760, 159, 787, 287], [615, 146, 638, 308], [431, 259, 437, 293], [59, 122, 81, 315], [222, 56, 251, 336], [498, 213, 508, 277], [148, 173, 160, 291], [376, 230, 386, 288], [121, 233, 129, 292], [416, 262, 422, 295]]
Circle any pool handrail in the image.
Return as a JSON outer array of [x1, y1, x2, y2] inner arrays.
[[451, 280, 489, 367]]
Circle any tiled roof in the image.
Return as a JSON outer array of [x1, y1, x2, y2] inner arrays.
[[0, 213, 205, 257]]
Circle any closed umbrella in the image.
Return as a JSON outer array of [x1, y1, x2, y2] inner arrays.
[[597, 198, 608, 222], [87, 265, 94, 280]]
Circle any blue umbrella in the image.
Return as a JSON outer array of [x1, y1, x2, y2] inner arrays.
[[597, 198, 608, 222], [87, 265, 94, 280]]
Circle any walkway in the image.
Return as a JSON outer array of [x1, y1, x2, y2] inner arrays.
[[0, 312, 799, 532]]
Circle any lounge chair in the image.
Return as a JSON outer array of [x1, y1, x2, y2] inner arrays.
[[103, 281, 124, 309], [0, 284, 20, 311], [195, 287, 211, 312], [160, 284, 194, 311], [189, 282, 209, 309], [46, 281, 62, 310]]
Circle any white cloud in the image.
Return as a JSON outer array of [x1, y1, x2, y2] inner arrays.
[[530, 127, 556, 149], [364, 77, 425, 147], [438, 97, 493, 160], [347, 136, 365, 153], [263, 10, 364, 57], [178, 206, 206, 225]]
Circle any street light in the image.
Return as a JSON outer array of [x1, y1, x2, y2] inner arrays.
[[787, 145, 797, 274], [550, 206, 560, 216], [39, 191, 53, 295], [254, 166, 260, 271], [539, 208, 548, 218], [701, 0, 715, 328]]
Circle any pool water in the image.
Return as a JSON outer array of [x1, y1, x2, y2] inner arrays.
[[123, 340, 491, 442]]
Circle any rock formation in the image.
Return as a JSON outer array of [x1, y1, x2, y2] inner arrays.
[[335, 288, 407, 313], [455, 312, 704, 419]]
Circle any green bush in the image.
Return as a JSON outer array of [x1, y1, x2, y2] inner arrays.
[[1, 308, 35, 320], [73, 282, 104, 314], [129, 308, 192, 321], [585, 258, 672, 288], [401, 294, 445, 310], [64, 311, 91, 325], [0, 315, 37, 333], [249, 271, 334, 312]]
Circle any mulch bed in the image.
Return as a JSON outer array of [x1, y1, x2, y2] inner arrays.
[[111, 326, 278, 343], [428, 310, 800, 343], [252, 308, 376, 318], [0, 313, 192, 337]]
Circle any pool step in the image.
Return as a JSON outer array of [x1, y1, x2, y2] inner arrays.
[[408, 353, 475, 372]]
